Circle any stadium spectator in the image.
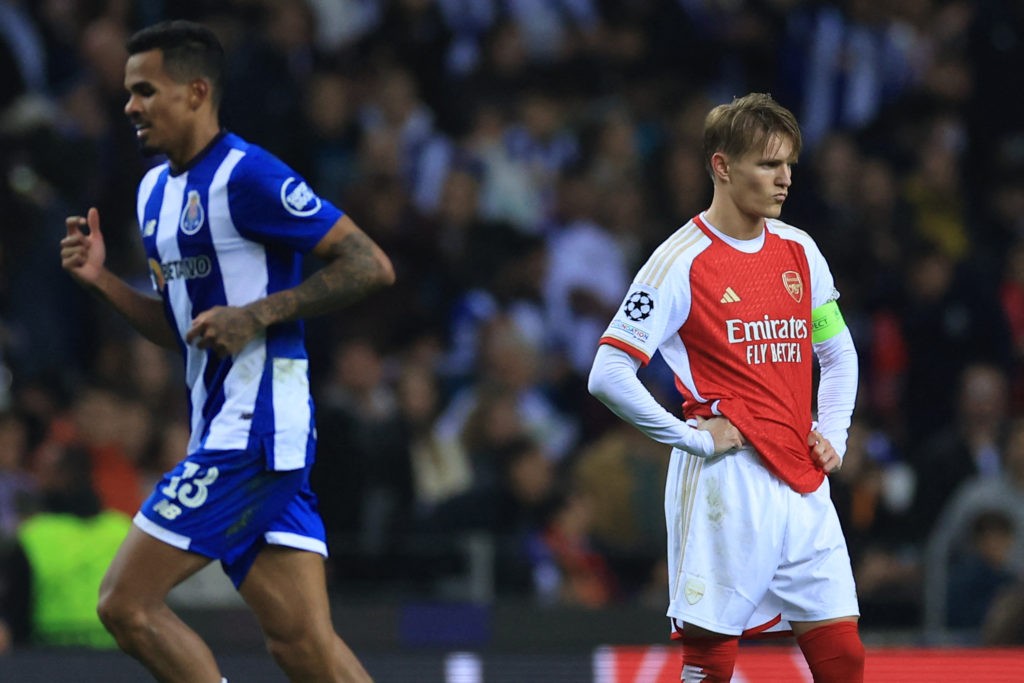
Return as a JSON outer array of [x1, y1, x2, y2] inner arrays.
[[437, 314, 578, 464], [0, 409, 35, 538], [910, 362, 1013, 539], [396, 363, 472, 515], [570, 420, 668, 597], [313, 337, 413, 560], [830, 418, 921, 628], [897, 247, 1013, 445], [925, 416, 1024, 634], [944, 510, 1018, 631], [543, 170, 630, 376], [528, 488, 619, 607], [0, 442, 130, 650]]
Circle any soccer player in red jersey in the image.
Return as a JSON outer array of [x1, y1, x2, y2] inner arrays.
[[589, 93, 864, 682]]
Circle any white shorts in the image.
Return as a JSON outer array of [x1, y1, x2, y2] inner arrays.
[[665, 446, 859, 636]]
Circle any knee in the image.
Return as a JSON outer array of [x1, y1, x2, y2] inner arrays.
[[96, 589, 149, 648], [840, 630, 866, 665], [825, 630, 865, 670], [96, 587, 125, 632], [797, 621, 865, 682], [264, 628, 321, 670]]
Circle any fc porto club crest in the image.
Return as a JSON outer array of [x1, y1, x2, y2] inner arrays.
[[782, 270, 803, 303], [179, 190, 205, 235]]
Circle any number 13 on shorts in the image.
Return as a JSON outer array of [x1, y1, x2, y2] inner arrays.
[[155, 461, 220, 519]]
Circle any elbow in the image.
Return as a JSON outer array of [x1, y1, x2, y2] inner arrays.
[[376, 252, 396, 288], [366, 246, 395, 289], [587, 365, 609, 403], [832, 342, 858, 371]]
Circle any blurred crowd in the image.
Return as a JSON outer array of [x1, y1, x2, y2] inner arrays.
[[2, 0, 1024, 648]]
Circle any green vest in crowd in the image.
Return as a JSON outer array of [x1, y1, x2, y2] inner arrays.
[[17, 510, 131, 648]]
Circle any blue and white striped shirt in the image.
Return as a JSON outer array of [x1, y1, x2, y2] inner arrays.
[[137, 132, 342, 470]]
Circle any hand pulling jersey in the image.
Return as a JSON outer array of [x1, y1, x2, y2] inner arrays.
[[136, 132, 342, 471], [599, 214, 839, 493]]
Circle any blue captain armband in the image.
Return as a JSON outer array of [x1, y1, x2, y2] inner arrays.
[[811, 300, 846, 343]]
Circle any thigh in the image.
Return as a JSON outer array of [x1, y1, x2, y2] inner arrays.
[[238, 546, 333, 640], [137, 449, 307, 575], [666, 448, 786, 635], [790, 616, 859, 638], [101, 525, 212, 606], [220, 475, 328, 588], [771, 478, 860, 623]]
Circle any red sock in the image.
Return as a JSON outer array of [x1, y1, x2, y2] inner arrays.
[[796, 621, 865, 683], [680, 634, 739, 682]]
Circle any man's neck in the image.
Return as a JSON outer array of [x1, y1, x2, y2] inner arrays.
[[704, 198, 765, 240], [168, 121, 223, 172]]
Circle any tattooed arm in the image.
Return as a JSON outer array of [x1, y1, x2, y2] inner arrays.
[[185, 215, 395, 356], [248, 214, 395, 322]]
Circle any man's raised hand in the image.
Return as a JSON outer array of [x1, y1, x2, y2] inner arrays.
[[61, 207, 106, 285]]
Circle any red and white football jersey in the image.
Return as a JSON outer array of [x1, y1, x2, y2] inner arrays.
[[599, 214, 838, 493]]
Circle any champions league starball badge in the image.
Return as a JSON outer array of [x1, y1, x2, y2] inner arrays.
[[623, 290, 654, 321]]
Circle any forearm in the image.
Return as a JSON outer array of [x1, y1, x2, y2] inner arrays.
[[87, 269, 178, 348], [244, 230, 393, 328], [814, 328, 859, 458], [588, 344, 715, 456]]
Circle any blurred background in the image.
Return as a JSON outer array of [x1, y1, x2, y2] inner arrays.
[[1, 0, 1023, 680]]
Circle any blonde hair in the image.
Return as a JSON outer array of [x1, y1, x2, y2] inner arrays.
[[703, 93, 802, 178]]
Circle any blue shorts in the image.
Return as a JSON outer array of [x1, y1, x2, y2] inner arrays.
[[134, 448, 327, 587]]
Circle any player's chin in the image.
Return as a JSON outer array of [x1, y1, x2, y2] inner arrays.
[[136, 136, 162, 157]]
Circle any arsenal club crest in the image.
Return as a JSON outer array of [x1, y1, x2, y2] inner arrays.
[[782, 270, 803, 302]]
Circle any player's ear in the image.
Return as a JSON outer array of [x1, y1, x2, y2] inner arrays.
[[189, 78, 210, 109], [711, 152, 730, 182]]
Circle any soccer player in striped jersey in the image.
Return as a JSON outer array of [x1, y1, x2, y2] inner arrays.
[[589, 93, 864, 682], [59, 21, 393, 683]]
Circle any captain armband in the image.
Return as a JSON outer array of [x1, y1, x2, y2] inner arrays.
[[811, 300, 847, 343]]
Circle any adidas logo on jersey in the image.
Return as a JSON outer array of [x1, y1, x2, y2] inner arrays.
[[720, 287, 741, 303]]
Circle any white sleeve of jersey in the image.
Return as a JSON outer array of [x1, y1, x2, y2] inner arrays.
[[813, 327, 858, 460], [804, 233, 838, 309], [798, 226, 858, 459], [588, 344, 716, 457]]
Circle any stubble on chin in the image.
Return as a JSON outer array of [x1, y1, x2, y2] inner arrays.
[[138, 141, 161, 157]]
